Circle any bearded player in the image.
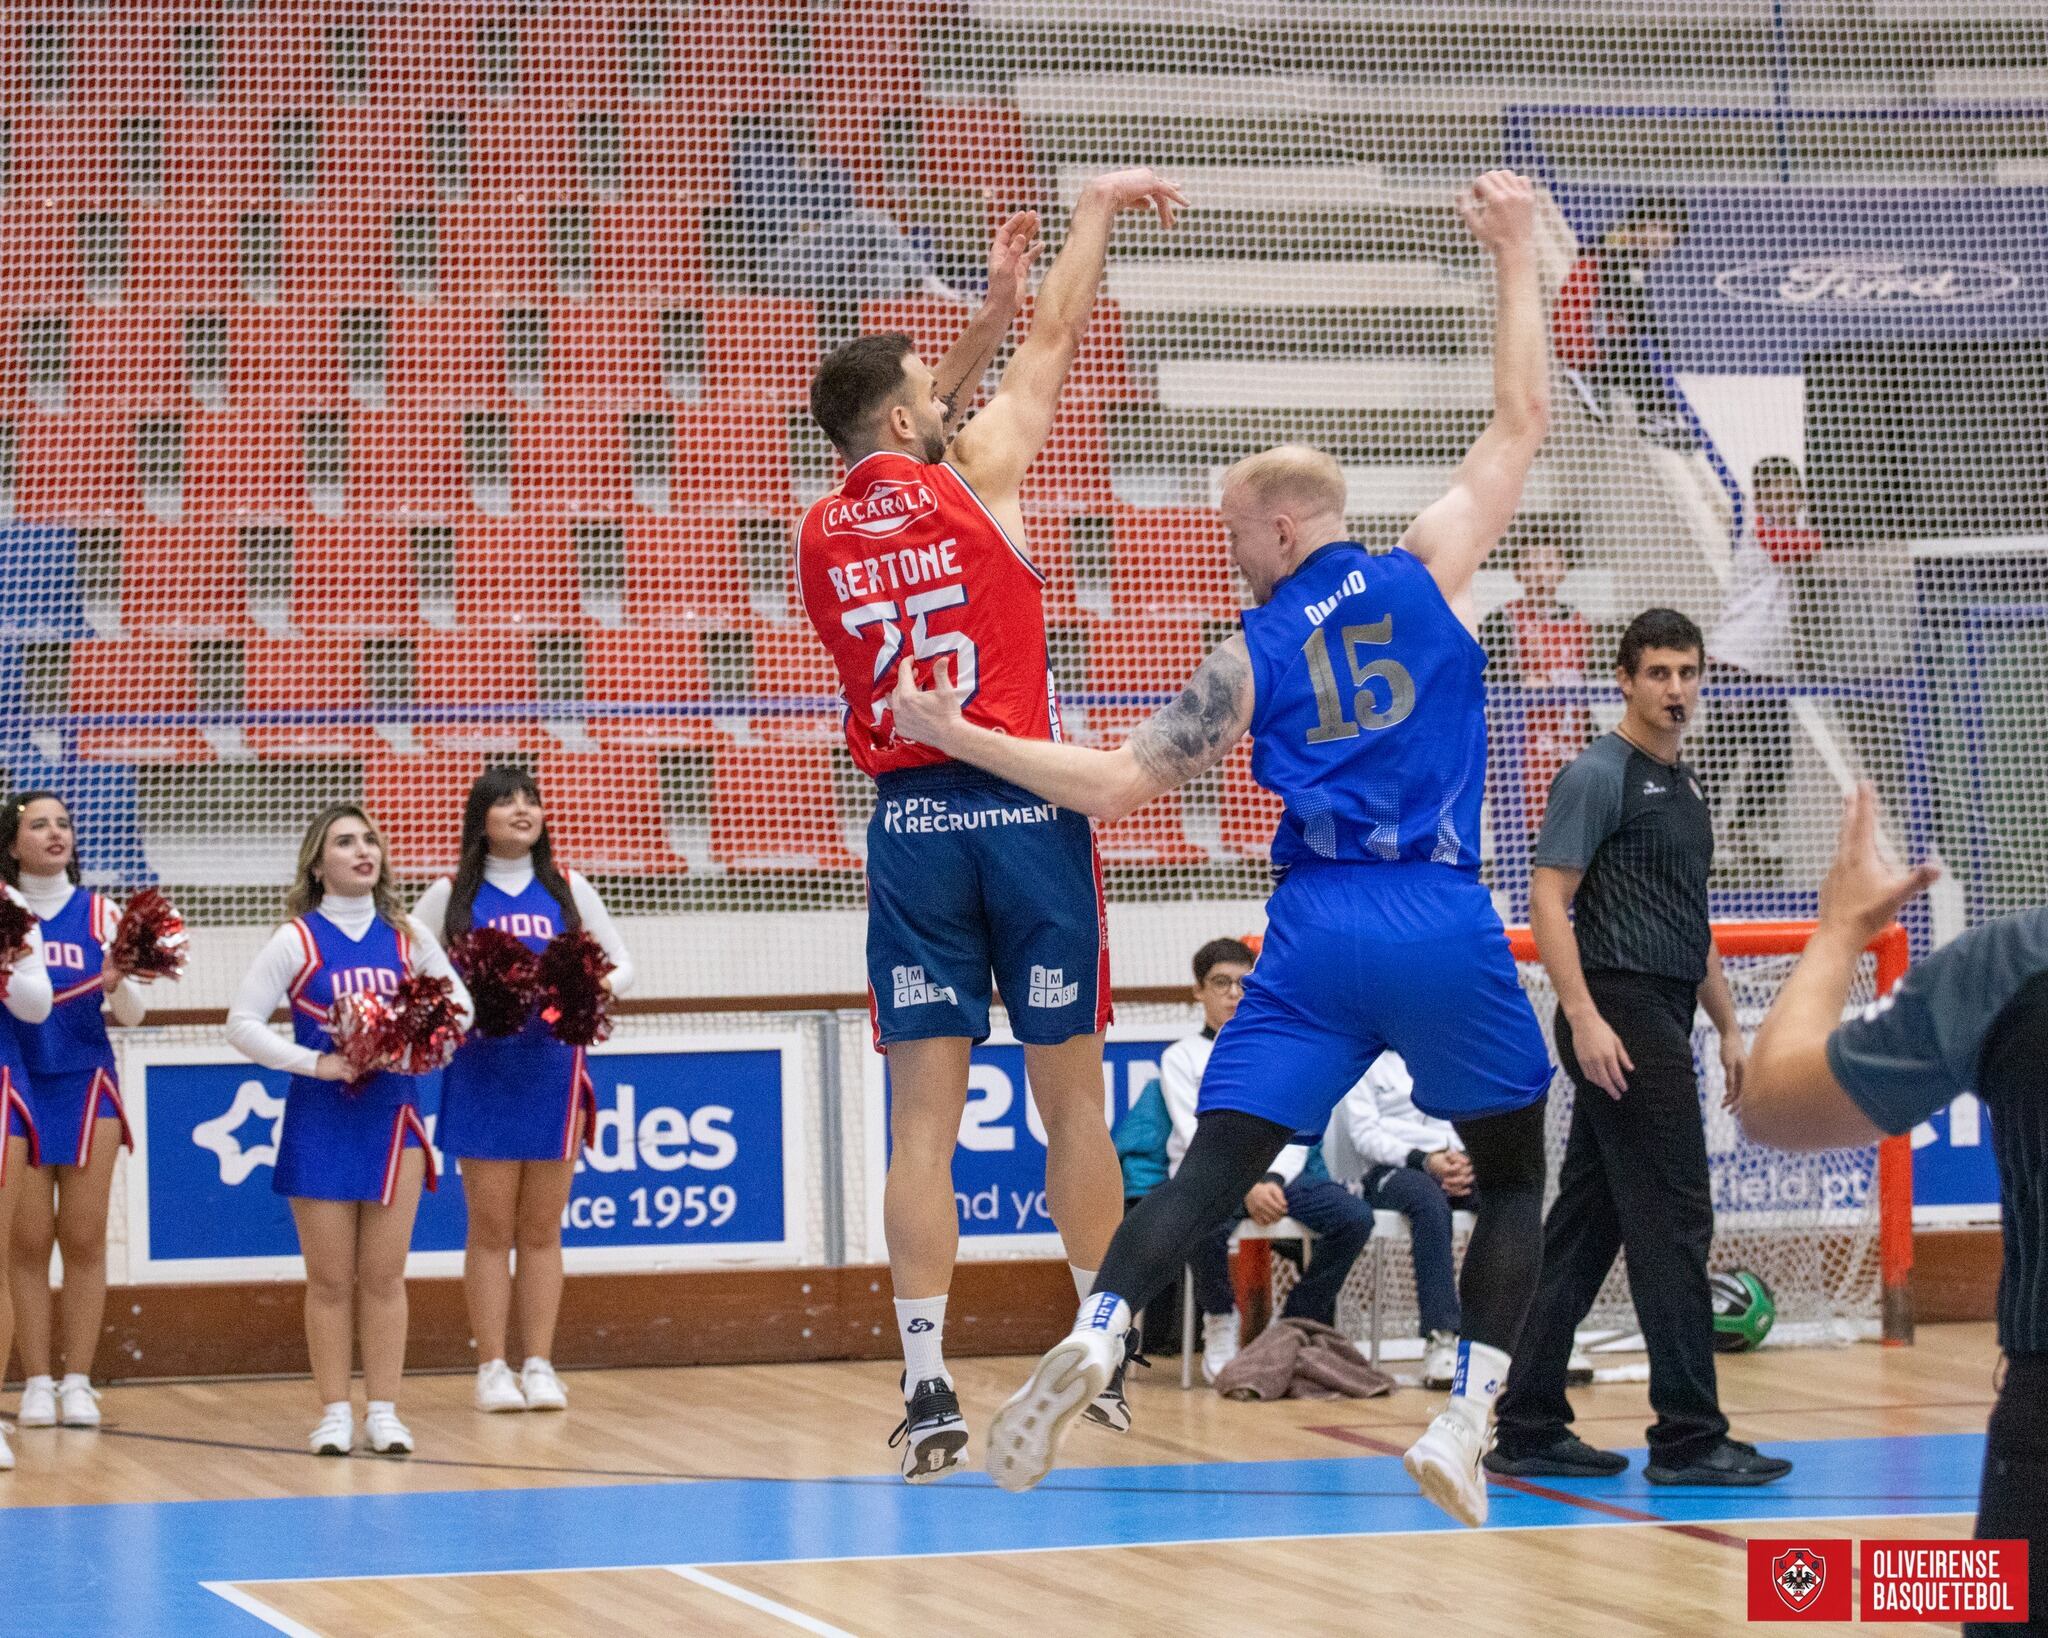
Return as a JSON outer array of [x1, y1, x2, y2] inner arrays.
[[891, 171, 1553, 1525], [798, 170, 1186, 1482]]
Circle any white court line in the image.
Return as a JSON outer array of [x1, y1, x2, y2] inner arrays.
[[222, 1507, 1974, 1589], [200, 1582, 328, 1638], [667, 1565, 858, 1636]]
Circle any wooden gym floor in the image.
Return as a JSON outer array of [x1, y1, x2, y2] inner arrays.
[[0, 1323, 2004, 1636]]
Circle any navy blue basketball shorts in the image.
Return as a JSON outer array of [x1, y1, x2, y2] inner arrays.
[[1198, 859, 1552, 1134], [865, 764, 1112, 1048]]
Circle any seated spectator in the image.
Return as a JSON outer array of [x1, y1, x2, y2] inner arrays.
[[735, 103, 961, 302], [1698, 456, 1825, 880], [1160, 937, 1256, 1382], [1480, 528, 1594, 842], [1163, 937, 1380, 1383], [1552, 195, 1692, 449], [1325, 1052, 1473, 1389]]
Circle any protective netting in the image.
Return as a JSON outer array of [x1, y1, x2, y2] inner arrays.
[[2, 0, 2043, 1016], [1308, 943, 1888, 1354]]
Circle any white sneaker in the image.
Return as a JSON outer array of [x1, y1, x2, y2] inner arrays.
[[0, 1424, 13, 1470], [1200, 1311, 1240, 1386], [1404, 1407, 1491, 1528], [364, 1404, 413, 1456], [474, 1360, 526, 1413], [309, 1405, 354, 1457], [520, 1359, 566, 1412], [1421, 1331, 1459, 1390], [16, 1377, 55, 1428], [58, 1377, 101, 1427], [985, 1328, 1118, 1494]]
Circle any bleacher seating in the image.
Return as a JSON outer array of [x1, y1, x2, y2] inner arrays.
[[0, 0, 1667, 888]]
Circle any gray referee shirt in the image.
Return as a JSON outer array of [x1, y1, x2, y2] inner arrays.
[[1827, 906, 2048, 1356], [1533, 732, 1715, 986]]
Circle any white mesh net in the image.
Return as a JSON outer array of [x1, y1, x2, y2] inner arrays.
[[1, 9, 2035, 1209]]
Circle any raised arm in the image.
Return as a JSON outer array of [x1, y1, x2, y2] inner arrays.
[[887, 633, 1254, 823], [947, 169, 1184, 502], [1400, 171, 1550, 626], [931, 212, 1040, 435]]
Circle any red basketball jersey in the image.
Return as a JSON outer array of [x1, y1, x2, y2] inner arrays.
[[797, 450, 1063, 778]]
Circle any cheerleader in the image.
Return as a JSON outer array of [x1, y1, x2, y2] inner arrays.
[[1, 792, 155, 1431], [0, 881, 52, 1471], [225, 804, 472, 1457], [412, 767, 633, 1415]]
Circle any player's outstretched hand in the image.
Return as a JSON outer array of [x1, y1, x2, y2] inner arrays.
[[1817, 783, 1941, 948], [887, 656, 968, 751], [986, 210, 1042, 311], [1081, 167, 1188, 230], [1457, 169, 1535, 254]]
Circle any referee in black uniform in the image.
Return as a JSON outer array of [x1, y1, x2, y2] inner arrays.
[[1489, 608, 1793, 1484], [1746, 785, 2042, 1635]]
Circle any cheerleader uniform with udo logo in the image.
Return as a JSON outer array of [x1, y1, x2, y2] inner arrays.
[[0, 890, 52, 1178], [16, 886, 136, 1169], [416, 860, 635, 1164], [224, 904, 471, 1206]]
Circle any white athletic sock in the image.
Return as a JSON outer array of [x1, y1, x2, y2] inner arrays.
[[23, 1375, 52, 1392], [1448, 1340, 1511, 1436], [521, 1356, 550, 1372], [322, 1399, 351, 1419], [366, 1399, 396, 1419], [1073, 1291, 1131, 1339], [894, 1295, 948, 1387], [1069, 1264, 1097, 1300], [59, 1372, 91, 1390]]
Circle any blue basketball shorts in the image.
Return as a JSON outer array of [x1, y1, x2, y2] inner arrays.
[[1198, 859, 1552, 1136], [865, 764, 1112, 1047]]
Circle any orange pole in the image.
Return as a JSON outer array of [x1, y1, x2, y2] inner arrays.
[[1870, 924, 1916, 1346], [1506, 918, 1918, 1345]]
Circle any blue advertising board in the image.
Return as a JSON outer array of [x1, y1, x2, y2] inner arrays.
[[865, 1027, 1179, 1256], [1907, 1095, 2004, 1224], [122, 1031, 810, 1280], [1548, 184, 2048, 375]]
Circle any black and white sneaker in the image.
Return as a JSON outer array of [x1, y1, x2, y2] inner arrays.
[[889, 1375, 969, 1484], [1082, 1335, 1146, 1433]]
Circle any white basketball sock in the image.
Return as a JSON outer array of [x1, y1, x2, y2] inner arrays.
[[1449, 1340, 1511, 1435], [894, 1294, 949, 1386], [1073, 1290, 1131, 1339], [1069, 1264, 1097, 1300]]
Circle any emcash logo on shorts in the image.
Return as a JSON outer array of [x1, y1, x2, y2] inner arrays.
[[1028, 965, 1079, 1010], [893, 965, 957, 1009]]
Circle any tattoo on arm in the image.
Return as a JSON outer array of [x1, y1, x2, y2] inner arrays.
[[1129, 638, 1253, 789]]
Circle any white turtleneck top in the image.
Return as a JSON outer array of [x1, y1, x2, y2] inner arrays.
[[410, 854, 635, 996], [224, 893, 473, 1077], [0, 883, 51, 1026]]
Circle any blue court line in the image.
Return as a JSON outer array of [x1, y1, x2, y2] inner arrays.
[[0, 1433, 1984, 1637]]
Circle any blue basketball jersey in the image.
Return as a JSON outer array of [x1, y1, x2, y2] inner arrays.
[[20, 888, 117, 1080], [1241, 544, 1488, 873]]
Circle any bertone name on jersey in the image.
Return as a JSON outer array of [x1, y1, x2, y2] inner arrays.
[[882, 795, 1058, 834]]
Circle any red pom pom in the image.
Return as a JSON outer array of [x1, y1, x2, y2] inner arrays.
[[536, 930, 615, 1048], [0, 894, 38, 1002], [326, 976, 462, 1085], [110, 888, 190, 980], [446, 927, 541, 1039], [381, 973, 467, 1076], [326, 991, 395, 1085]]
